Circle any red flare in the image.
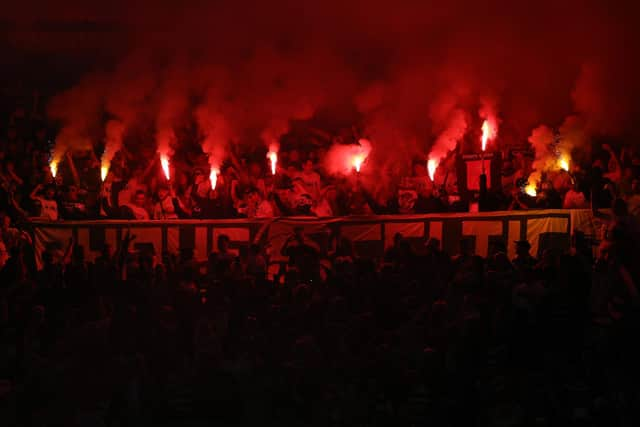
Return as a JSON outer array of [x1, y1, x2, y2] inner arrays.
[[210, 168, 219, 190], [427, 159, 437, 181], [160, 154, 170, 181], [481, 120, 490, 152], [267, 150, 278, 175], [352, 154, 364, 173]]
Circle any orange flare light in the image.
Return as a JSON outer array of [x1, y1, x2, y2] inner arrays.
[[210, 168, 219, 190], [267, 151, 278, 175], [558, 156, 570, 172], [160, 154, 170, 181], [481, 120, 490, 152], [427, 159, 437, 181], [352, 155, 364, 173], [100, 165, 108, 182], [524, 184, 537, 197], [50, 160, 58, 178]]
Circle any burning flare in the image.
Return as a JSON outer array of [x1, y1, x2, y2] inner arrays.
[[210, 167, 219, 190], [50, 160, 58, 178], [427, 159, 437, 181], [267, 150, 278, 175], [558, 156, 570, 172], [160, 154, 170, 181], [524, 183, 537, 197], [481, 120, 490, 152], [352, 154, 364, 173], [100, 165, 108, 182]]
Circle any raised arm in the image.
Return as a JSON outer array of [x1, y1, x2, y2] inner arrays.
[[66, 152, 81, 186], [142, 156, 158, 181], [30, 184, 43, 201]]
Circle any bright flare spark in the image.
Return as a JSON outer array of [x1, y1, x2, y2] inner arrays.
[[558, 156, 570, 172], [101, 165, 108, 182], [524, 183, 537, 197], [267, 151, 278, 175], [50, 160, 58, 178], [160, 154, 170, 181], [352, 155, 364, 173], [427, 159, 437, 181], [481, 120, 490, 152], [210, 168, 219, 190]]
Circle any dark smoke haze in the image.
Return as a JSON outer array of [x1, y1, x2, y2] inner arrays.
[[4, 1, 640, 174]]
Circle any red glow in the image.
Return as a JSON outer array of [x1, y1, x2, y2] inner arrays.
[[210, 167, 219, 190], [481, 120, 490, 152], [267, 150, 278, 175], [160, 154, 170, 181], [352, 154, 364, 173], [427, 159, 437, 181]]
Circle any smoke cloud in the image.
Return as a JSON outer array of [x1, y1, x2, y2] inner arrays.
[[14, 0, 636, 180]]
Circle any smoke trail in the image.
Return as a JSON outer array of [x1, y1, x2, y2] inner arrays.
[[323, 138, 372, 175], [195, 105, 231, 173], [154, 66, 190, 180], [429, 108, 468, 163], [527, 125, 556, 188], [478, 96, 499, 144], [101, 120, 124, 180], [47, 74, 106, 172]]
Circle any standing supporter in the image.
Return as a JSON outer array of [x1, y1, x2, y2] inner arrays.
[[535, 181, 562, 209], [512, 240, 537, 275], [153, 184, 187, 219], [59, 184, 88, 220], [122, 190, 151, 220], [29, 183, 58, 220], [563, 180, 589, 209], [296, 159, 322, 201], [590, 167, 615, 210], [602, 143, 622, 184], [117, 158, 156, 208], [236, 187, 274, 218]]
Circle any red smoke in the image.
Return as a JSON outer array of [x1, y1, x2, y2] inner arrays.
[[24, 0, 639, 179]]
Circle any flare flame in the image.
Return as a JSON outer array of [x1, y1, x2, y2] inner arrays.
[[524, 183, 537, 197], [267, 149, 278, 175], [558, 156, 570, 172], [210, 167, 219, 190], [352, 154, 364, 173], [481, 120, 490, 152], [50, 160, 58, 178], [427, 159, 437, 181], [160, 154, 170, 181]]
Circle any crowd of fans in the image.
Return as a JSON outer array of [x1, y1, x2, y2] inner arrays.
[[1, 104, 640, 224], [1, 102, 640, 425], [0, 203, 639, 425]]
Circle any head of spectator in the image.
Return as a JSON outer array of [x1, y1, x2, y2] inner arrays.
[[65, 184, 80, 202], [157, 184, 170, 201], [218, 234, 231, 254], [43, 184, 56, 200], [459, 237, 475, 257], [515, 240, 532, 258], [133, 190, 146, 208], [412, 159, 428, 177], [249, 161, 262, 178], [302, 159, 315, 174]]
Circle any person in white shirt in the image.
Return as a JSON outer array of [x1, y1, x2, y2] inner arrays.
[[296, 160, 322, 200], [563, 182, 589, 209], [124, 190, 150, 220], [153, 185, 185, 219], [30, 183, 58, 220], [237, 188, 274, 218]]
